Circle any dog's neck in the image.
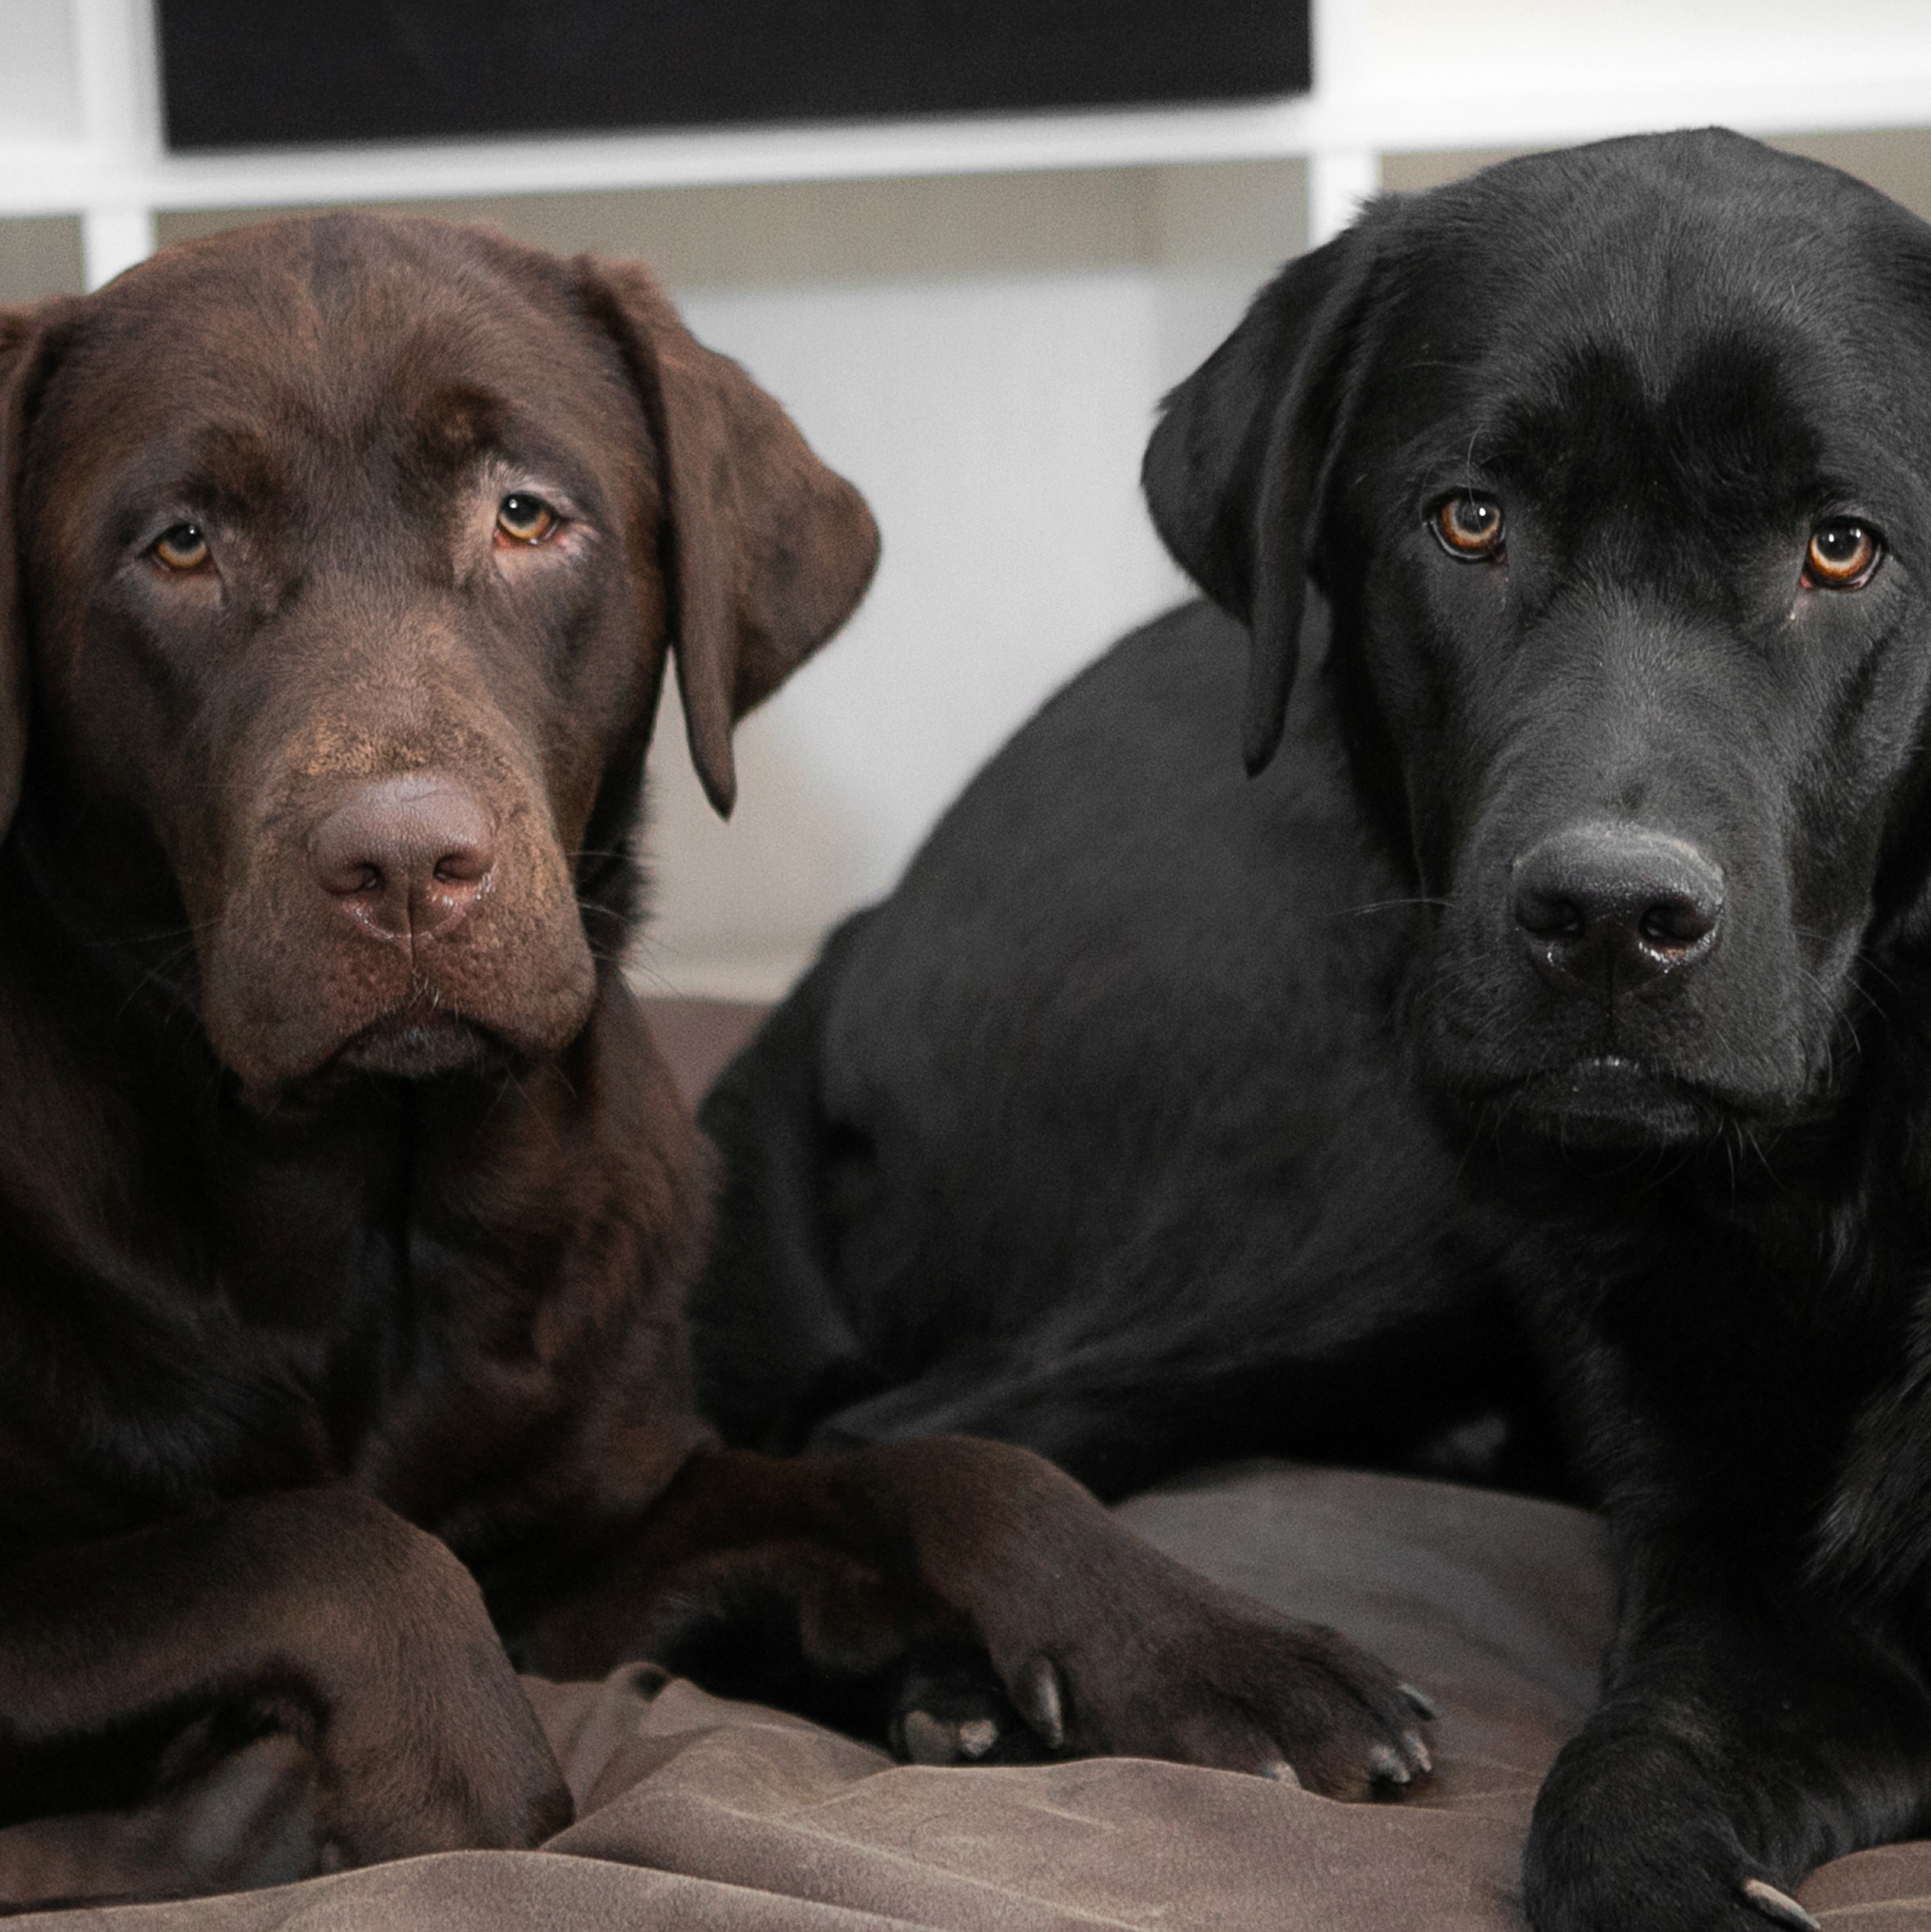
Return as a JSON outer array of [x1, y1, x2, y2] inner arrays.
[[0, 795, 703, 1338], [0, 807, 708, 1554]]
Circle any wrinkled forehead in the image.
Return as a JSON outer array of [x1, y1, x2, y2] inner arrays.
[[1361, 151, 1931, 535], [28, 219, 647, 526]]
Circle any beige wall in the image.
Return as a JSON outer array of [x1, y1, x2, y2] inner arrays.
[[0, 215, 80, 300], [1382, 127, 1931, 216]]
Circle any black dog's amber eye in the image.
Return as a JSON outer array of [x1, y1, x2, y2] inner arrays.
[[151, 523, 210, 572], [1802, 519, 1882, 590], [1433, 494, 1505, 559], [495, 494, 558, 545]]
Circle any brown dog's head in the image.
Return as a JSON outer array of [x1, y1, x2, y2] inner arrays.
[[0, 214, 876, 1100]]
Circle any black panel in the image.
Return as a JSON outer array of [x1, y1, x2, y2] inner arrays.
[[157, 1, 1310, 151]]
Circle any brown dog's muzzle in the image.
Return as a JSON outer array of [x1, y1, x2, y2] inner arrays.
[[311, 775, 498, 945], [196, 643, 602, 1098]]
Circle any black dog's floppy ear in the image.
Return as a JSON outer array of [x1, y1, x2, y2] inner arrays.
[[1143, 224, 1377, 775], [0, 301, 63, 843], [579, 259, 880, 818]]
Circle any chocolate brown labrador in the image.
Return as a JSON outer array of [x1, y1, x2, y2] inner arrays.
[[0, 214, 1432, 1907]]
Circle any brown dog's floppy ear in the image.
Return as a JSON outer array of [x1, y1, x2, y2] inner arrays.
[[0, 301, 62, 842], [579, 260, 880, 818], [1143, 224, 1378, 776]]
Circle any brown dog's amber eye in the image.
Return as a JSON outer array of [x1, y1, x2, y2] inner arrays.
[[496, 494, 557, 545], [1433, 494, 1505, 559], [1802, 519, 1882, 590], [151, 523, 210, 571]]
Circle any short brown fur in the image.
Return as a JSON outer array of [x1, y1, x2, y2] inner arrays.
[[0, 214, 1428, 1907]]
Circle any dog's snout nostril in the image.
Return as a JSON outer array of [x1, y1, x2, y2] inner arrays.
[[1515, 892, 1585, 941], [317, 856, 385, 899], [311, 777, 497, 941], [1511, 825, 1725, 1000], [432, 847, 490, 887], [1638, 895, 1717, 951]]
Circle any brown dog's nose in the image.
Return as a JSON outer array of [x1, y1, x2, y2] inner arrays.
[[311, 776, 496, 941], [1513, 824, 1724, 1000]]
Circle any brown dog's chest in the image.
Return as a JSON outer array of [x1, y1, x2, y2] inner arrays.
[[0, 969, 707, 1566], [0, 1197, 669, 1565]]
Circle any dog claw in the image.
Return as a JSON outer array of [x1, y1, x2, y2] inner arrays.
[[1368, 1743, 1410, 1785], [955, 1717, 1001, 1760], [1401, 1731, 1432, 1774], [1398, 1683, 1439, 1722], [1017, 1654, 1066, 1749], [1739, 1879, 1820, 1930], [1261, 1755, 1300, 1785], [898, 1709, 961, 1765]]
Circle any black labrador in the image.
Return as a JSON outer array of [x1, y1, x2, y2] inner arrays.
[[695, 130, 1931, 1931]]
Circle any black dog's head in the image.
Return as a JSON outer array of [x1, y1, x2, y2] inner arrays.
[[1147, 129, 1931, 1149]]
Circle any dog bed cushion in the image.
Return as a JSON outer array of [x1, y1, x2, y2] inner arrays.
[[13, 1461, 1926, 1930]]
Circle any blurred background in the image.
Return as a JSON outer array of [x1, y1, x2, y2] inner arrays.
[[6, 0, 1931, 1000]]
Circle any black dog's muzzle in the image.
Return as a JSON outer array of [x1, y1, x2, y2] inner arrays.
[[1512, 823, 1726, 1004]]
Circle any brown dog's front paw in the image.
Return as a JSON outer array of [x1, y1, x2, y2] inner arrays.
[[852, 1437, 1435, 1794], [887, 1641, 1052, 1767], [1018, 1595, 1435, 1799], [264, 1493, 573, 1864]]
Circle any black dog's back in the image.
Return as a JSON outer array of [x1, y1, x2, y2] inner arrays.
[[695, 600, 1557, 1501]]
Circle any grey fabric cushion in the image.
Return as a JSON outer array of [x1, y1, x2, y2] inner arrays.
[[8, 1465, 1924, 1927]]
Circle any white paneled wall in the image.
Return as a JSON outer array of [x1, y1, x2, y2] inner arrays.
[[645, 267, 1185, 995], [1364, 0, 1931, 108], [641, 175, 1300, 995], [0, 0, 80, 143]]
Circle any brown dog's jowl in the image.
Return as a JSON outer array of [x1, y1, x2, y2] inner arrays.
[[0, 214, 1432, 1906]]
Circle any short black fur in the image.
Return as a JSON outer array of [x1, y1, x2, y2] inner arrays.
[[695, 131, 1931, 1930]]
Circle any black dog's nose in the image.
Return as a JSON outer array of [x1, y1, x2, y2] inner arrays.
[[1512, 825, 1724, 999], [312, 776, 496, 941]]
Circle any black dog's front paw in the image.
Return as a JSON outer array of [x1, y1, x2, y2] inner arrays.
[[1526, 1727, 1820, 1932], [1005, 1587, 1435, 1799]]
